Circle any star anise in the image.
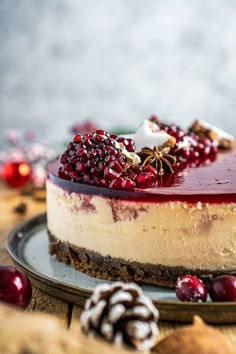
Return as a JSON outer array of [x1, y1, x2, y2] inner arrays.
[[137, 145, 176, 175]]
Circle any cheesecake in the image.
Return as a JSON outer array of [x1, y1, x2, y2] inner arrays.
[[47, 119, 236, 288]]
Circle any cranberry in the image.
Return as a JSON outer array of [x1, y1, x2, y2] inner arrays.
[[175, 275, 207, 302], [0, 266, 32, 308], [209, 276, 236, 302]]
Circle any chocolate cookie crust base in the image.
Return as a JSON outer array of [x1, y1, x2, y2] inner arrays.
[[48, 231, 236, 288]]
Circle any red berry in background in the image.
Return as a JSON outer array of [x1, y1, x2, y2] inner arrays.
[[209, 276, 236, 302], [0, 266, 32, 308], [1, 161, 31, 188], [175, 275, 207, 302]]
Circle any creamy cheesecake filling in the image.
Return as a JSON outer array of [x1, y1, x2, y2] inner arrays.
[[47, 180, 236, 271]]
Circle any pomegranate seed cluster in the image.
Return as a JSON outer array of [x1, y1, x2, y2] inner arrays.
[[59, 130, 158, 190], [150, 117, 218, 163]]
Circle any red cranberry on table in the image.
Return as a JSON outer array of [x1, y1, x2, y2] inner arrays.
[[0, 266, 32, 308], [209, 275, 236, 302], [175, 275, 207, 302]]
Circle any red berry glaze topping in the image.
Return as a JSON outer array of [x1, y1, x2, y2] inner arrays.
[[59, 130, 157, 190], [175, 275, 207, 302], [209, 275, 236, 302], [0, 266, 32, 308]]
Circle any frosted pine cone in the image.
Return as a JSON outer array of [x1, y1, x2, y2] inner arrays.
[[80, 282, 159, 351]]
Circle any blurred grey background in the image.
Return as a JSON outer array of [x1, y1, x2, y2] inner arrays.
[[1, 0, 236, 141]]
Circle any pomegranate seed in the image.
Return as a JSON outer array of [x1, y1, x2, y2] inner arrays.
[[87, 160, 95, 168], [68, 171, 78, 179], [109, 177, 123, 189], [77, 148, 87, 157], [105, 155, 116, 164], [131, 165, 142, 174], [104, 145, 114, 151], [113, 149, 122, 158], [100, 178, 110, 187], [175, 275, 207, 302], [67, 142, 74, 150], [90, 167, 101, 177], [76, 162, 86, 172], [73, 135, 83, 143], [143, 165, 157, 176], [109, 161, 123, 173], [96, 129, 106, 136], [128, 170, 138, 180], [104, 167, 120, 179], [87, 150, 96, 159], [92, 133, 103, 143], [190, 150, 200, 159], [126, 145, 135, 152], [136, 172, 148, 185], [209, 276, 236, 302], [84, 138, 92, 146], [98, 149, 106, 157], [118, 157, 126, 166], [63, 163, 73, 171], [104, 138, 115, 146], [98, 161, 105, 170], [68, 149, 76, 157], [82, 174, 91, 183], [60, 153, 68, 164], [69, 156, 78, 165], [121, 178, 135, 189]]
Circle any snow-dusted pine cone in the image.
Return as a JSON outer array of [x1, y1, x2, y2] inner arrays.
[[80, 282, 159, 351]]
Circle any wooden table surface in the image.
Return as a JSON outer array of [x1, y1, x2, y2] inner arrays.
[[0, 184, 235, 353]]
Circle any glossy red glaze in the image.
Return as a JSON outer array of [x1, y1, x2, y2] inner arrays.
[[47, 148, 236, 203]]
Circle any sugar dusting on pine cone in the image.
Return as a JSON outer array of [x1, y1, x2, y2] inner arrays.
[[80, 282, 159, 351]]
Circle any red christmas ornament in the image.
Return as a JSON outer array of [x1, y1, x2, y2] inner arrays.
[[1, 161, 31, 188]]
